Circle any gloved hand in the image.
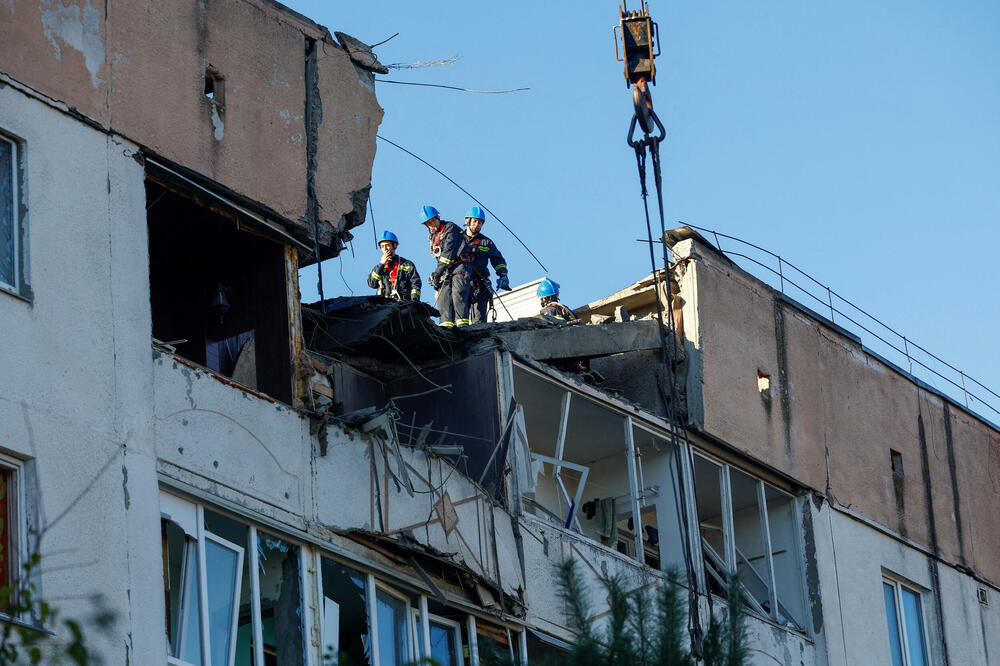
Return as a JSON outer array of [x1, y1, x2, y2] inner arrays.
[[429, 267, 445, 290], [496, 274, 511, 291]]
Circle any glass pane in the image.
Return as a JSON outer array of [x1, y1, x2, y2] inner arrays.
[[206, 539, 241, 666], [883, 583, 904, 666], [204, 510, 253, 666], [901, 588, 928, 666], [764, 485, 806, 629], [375, 590, 410, 666], [730, 470, 771, 616], [693, 455, 726, 596], [181, 540, 204, 665], [429, 621, 458, 666], [258, 535, 304, 666], [0, 139, 14, 286], [164, 521, 202, 663], [321, 558, 371, 665]]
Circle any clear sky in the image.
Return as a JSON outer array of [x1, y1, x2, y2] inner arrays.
[[289, 1, 1000, 417]]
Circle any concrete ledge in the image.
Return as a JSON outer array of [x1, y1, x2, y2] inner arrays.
[[494, 319, 662, 360]]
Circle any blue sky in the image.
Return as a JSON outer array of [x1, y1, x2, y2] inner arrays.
[[290, 1, 1000, 416]]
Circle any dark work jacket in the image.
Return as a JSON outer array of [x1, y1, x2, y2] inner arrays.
[[428, 221, 471, 275], [540, 301, 577, 321], [465, 231, 507, 286], [367, 255, 421, 301]]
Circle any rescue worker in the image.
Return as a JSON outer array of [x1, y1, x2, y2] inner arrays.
[[537, 278, 577, 321], [463, 206, 511, 324], [420, 205, 472, 327], [367, 230, 421, 301]]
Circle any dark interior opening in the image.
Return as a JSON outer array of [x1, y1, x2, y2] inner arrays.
[[146, 179, 292, 403]]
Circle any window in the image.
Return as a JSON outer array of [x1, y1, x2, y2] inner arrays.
[[513, 364, 686, 572], [0, 457, 24, 610], [0, 133, 28, 299], [413, 611, 461, 666], [693, 453, 806, 630], [160, 493, 305, 666], [883, 577, 929, 666], [146, 176, 294, 403]]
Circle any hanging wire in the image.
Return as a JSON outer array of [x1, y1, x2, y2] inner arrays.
[[376, 134, 548, 272], [375, 79, 529, 94], [369, 197, 379, 246]]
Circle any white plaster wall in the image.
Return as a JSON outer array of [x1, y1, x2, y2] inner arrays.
[[153, 353, 312, 521], [0, 86, 164, 665], [811, 500, 999, 665]]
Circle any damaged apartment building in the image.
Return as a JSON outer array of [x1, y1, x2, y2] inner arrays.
[[1, 2, 999, 666]]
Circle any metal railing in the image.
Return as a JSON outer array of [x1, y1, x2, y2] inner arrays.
[[677, 223, 1000, 421]]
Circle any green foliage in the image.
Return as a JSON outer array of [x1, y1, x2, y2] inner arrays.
[[0, 550, 115, 665], [552, 560, 749, 666]]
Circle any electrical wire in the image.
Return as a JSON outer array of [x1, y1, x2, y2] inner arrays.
[[375, 79, 529, 94], [338, 255, 354, 296], [376, 134, 549, 272]]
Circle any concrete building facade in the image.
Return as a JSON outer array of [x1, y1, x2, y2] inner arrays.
[[0, 2, 997, 665]]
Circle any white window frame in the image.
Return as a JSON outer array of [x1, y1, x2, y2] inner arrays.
[[690, 452, 805, 631], [163, 493, 312, 666], [411, 605, 463, 666], [0, 454, 27, 623], [882, 575, 931, 666], [369, 577, 417, 666]]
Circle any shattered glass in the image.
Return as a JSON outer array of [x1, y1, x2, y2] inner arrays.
[[321, 558, 372, 665], [258, 535, 304, 666]]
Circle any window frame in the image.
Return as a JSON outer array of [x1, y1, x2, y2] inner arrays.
[[0, 132, 26, 299], [411, 605, 463, 666], [882, 575, 931, 666], [691, 451, 807, 631], [370, 578, 417, 666], [0, 454, 26, 623], [162, 494, 309, 666]]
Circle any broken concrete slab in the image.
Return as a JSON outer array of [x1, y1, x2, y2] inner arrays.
[[493, 319, 662, 361]]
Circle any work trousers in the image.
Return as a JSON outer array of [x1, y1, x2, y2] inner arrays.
[[437, 264, 471, 327], [469, 282, 492, 324]]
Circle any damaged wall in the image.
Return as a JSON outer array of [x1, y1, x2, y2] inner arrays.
[[0, 87, 166, 665], [672, 234, 1000, 589], [0, 0, 383, 255]]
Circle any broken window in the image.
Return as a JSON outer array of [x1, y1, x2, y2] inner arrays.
[[475, 618, 523, 666], [321, 558, 371, 665], [513, 363, 685, 571], [258, 534, 304, 665], [160, 493, 305, 666], [0, 132, 27, 299], [146, 176, 293, 403], [692, 453, 806, 630]]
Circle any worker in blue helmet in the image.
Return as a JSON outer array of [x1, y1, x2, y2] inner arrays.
[[463, 206, 511, 324], [367, 230, 422, 301], [419, 205, 472, 327], [537, 278, 577, 321]]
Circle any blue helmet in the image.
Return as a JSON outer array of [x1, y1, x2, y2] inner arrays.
[[419, 205, 440, 223], [465, 206, 486, 222], [378, 230, 399, 247], [537, 278, 560, 298]]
